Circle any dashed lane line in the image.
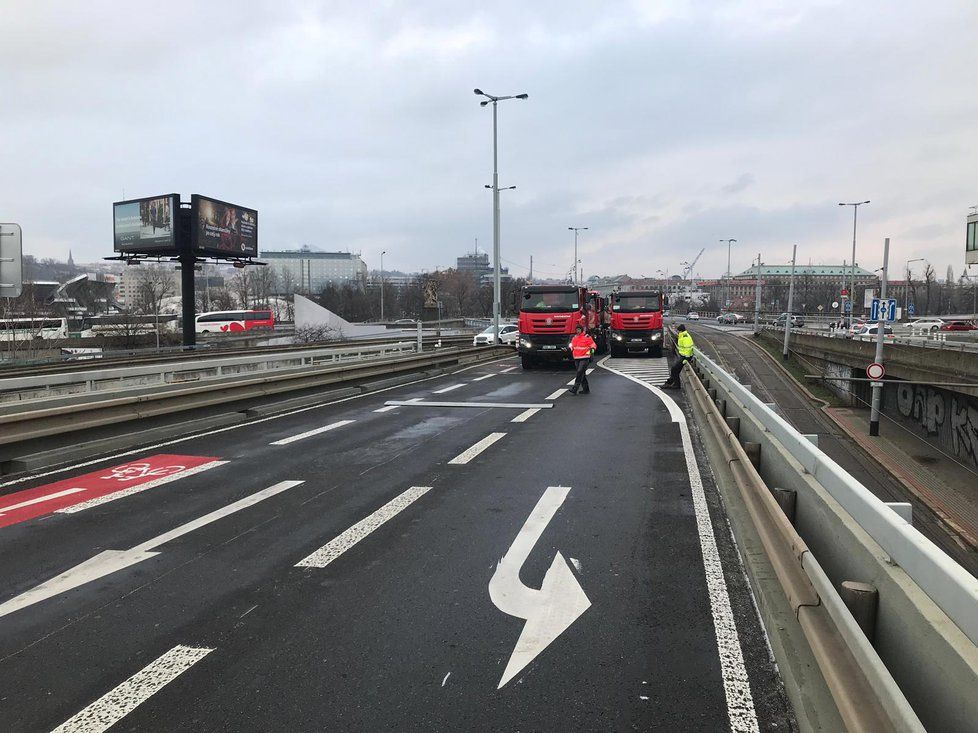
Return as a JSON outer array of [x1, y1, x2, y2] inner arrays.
[[546, 388, 568, 400], [448, 433, 507, 465], [472, 374, 495, 381], [598, 356, 759, 732], [501, 366, 518, 373], [295, 486, 432, 568], [433, 383, 466, 394], [269, 420, 355, 446], [51, 645, 213, 733], [511, 408, 540, 423]]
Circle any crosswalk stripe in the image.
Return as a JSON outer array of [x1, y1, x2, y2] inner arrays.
[[606, 357, 671, 386]]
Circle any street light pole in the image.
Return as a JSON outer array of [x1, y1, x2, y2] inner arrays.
[[870, 238, 890, 436], [783, 244, 797, 358], [839, 200, 870, 328], [380, 250, 386, 322], [905, 257, 923, 319], [475, 88, 528, 344], [568, 228, 588, 286], [721, 238, 736, 310], [753, 253, 762, 334]]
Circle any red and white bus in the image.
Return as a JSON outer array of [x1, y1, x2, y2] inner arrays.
[[195, 310, 275, 334]]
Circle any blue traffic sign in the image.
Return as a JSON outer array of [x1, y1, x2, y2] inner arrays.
[[908, 302, 916, 317], [844, 301, 852, 313], [871, 298, 897, 322]]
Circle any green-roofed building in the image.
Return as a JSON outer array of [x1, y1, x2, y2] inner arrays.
[[733, 264, 877, 280]]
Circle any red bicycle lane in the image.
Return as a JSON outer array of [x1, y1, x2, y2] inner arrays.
[[0, 454, 224, 529]]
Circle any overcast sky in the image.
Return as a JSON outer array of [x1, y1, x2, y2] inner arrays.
[[3, 1, 977, 281]]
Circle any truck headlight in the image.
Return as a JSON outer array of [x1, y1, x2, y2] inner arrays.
[[520, 338, 532, 348], [614, 334, 623, 341], [651, 332, 661, 340]]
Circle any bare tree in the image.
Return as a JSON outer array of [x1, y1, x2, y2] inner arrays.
[[135, 263, 176, 350], [922, 262, 936, 316], [230, 271, 250, 309]]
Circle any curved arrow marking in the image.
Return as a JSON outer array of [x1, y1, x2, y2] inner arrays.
[[489, 486, 590, 688]]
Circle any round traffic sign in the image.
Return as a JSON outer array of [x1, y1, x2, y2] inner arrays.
[[831, 301, 839, 309], [866, 362, 885, 380]]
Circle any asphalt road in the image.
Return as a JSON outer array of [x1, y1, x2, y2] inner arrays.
[[0, 353, 792, 732]]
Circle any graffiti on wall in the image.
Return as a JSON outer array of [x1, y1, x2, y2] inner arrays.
[[893, 383, 978, 467]]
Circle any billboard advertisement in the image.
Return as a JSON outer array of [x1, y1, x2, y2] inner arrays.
[[112, 194, 179, 254], [192, 195, 258, 258]]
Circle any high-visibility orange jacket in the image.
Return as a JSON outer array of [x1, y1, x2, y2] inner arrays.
[[570, 333, 597, 359]]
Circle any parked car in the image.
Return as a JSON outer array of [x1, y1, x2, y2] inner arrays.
[[940, 321, 976, 332], [717, 313, 744, 325], [686, 311, 700, 321], [904, 318, 944, 332], [844, 321, 868, 337], [473, 324, 519, 346], [774, 313, 805, 328]]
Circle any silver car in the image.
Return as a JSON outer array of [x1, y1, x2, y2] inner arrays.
[[473, 324, 519, 346]]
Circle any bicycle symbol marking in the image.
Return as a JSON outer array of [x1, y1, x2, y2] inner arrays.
[[101, 463, 187, 482]]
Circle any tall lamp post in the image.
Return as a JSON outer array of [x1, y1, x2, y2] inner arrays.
[[721, 238, 736, 309], [378, 250, 387, 322], [839, 200, 870, 328], [475, 88, 528, 344], [905, 257, 924, 319], [569, 227, 588, 285]]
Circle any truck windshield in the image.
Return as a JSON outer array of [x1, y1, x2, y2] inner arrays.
[[521, 291, 579, 312], [613, 295, 661, 312]]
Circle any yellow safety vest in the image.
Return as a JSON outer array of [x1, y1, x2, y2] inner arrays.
[[677, 331, 695, 358]]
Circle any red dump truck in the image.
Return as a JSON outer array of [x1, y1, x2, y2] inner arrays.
[[516, 285, 607, 369], [609, 290, 665, 358]]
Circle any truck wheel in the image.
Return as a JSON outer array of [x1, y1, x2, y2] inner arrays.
[[520, 354, 534, 370]]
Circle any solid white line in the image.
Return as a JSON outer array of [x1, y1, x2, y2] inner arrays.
[[511, 408, 540, 423], [448, 433, 506, 465], [501, 366, 518, 373], [598, 357, 758, 731], [0, 354, 516, 492], [472, 374, 495, 381], [269, 419, 355, 446], [57, 461, 228, 514], [296, 486, 431, 568], [385, 400, 552, 409], [433, 383, 466, 394], [546, 388, 568, 400], [51, 645, 213, 733], [0, 488, 85, 516]]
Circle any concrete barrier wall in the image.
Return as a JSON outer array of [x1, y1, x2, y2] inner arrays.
[[887, 382, 978, 468]]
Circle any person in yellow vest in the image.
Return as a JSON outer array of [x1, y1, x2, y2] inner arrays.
[[663, 324, 694, 389], [569, 324, 597, 395]]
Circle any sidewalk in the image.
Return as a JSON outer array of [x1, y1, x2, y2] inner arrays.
[[825, 406, 978, 549]]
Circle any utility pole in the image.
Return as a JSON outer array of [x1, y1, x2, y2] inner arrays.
[[529, 255, 533, 282], [783, 244, 797, 358], [721, 239, 736, 310], [753, 253, 762, 334], [839, 200, 870, 328], [870, 238, 890, 436], [568, 227, 588, 286], [380, 250, 386, 322]]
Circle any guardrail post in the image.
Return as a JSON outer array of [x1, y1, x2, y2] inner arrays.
[[725, 416, 740, 437], [742, 441, 761, 468], [840, 581, 879, 643], [709, 387, 717, 401], [718, 398, 727, 417], [771, 487, 797, 524]]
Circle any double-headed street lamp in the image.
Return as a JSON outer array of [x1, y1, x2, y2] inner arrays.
[[839, 200, 870, 327], [475, 88, 528, 344], [568, 227, 588, 286]]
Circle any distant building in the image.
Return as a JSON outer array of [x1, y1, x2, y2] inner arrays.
[[457, 251, 491, 278], [261, 248, 368, 294]]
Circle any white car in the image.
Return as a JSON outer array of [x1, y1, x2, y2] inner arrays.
[[473, 324, 518, 346], [904, 318, 944, 332], [686, 312, 700, 321]]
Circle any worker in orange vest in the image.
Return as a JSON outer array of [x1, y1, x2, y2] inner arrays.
[[569, 324, 597, 395]]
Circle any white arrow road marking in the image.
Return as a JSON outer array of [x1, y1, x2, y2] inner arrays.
[[0, 480, 304, 619], [269, 420, 354, 446], [296, 486, 431, 568], [0, 488, 85, 516], [489, 485, 590, 688], [51, 645, 213, 733]]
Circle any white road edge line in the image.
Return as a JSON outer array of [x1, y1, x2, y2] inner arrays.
[[546, 388, 568, 400], [433, 383, 466, 394], [269, 419, 355, 446], [57, 461, 229, 514], [597, 356, 759, 732], [296, 486, 431, 568], [0, 354, 515, 491], [448, 433, 506, 465], [511, 408, 540, 423], [0, 488, 85, 516], [51, 645, 213, 733]]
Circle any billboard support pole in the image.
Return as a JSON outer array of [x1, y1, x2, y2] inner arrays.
[[180, 253, 197, 349]]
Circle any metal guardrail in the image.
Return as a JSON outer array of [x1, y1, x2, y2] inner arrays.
[[694, 346, 978, 647], [0, 342, 422, 405], [761, 325, 978, 353]]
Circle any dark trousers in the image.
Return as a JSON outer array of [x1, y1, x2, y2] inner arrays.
[[667, 355, 691, 384], [572, 358, 590, 392]]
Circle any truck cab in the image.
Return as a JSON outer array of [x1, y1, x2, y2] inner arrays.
[[517, 285, 595, 369], [609, 290, 665, 358]]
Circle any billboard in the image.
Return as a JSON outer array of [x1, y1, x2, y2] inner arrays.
[[192, 195, 258, 258], [113, 194, 179, 254]]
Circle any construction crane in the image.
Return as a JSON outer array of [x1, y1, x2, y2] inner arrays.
[[678, 248, 706, 304]]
